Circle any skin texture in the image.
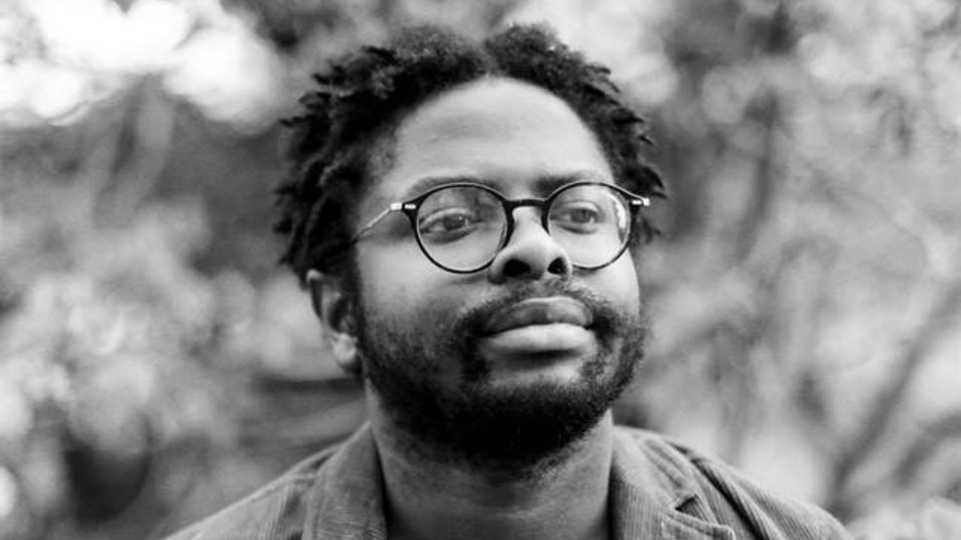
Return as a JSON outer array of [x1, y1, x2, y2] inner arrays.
[[312, 77, 647, 540]]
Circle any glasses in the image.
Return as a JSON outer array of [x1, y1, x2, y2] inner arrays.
[[351, 181, 652, 274]]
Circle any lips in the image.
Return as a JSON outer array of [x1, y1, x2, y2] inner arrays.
[[481, 297, 593, 335]]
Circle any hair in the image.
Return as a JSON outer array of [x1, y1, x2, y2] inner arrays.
[[275, 23, 664, 283]]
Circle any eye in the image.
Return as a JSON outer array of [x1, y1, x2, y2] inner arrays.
[[418, 208, 481, 238], [551, 201, 605, 232]]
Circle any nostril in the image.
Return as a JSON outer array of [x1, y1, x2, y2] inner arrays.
[[547, 258, 569, 276], [502, 259, 531, 278]]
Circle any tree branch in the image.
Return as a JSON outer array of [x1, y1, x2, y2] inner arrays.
[[827, 274, 961, 517]]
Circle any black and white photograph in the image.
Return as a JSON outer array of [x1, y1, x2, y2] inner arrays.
[[1, 1, 959, 539]]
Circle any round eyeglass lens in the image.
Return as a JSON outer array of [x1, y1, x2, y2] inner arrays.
[[547, 184, 631, 268], [415, 185, 506, 271]]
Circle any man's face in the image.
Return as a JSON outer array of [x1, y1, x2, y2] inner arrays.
[[349, 78, 648, 472]]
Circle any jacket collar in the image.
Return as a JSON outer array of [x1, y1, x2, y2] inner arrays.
[[305, 425, 734, 540], [306, 425, 387, 540]]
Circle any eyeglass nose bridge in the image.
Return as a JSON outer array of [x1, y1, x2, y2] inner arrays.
[[494, 196, 562, 252], [501, 195, 551, 226]]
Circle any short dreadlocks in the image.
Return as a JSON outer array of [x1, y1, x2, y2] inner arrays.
[[275, 23, 664, 283]]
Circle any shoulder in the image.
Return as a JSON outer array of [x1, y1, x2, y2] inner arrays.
[[160, 445, 340, 540], [613, 426, 853, 539]]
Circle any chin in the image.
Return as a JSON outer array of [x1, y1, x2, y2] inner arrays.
[[366, 344, 637, 476], [479, 355, 602, 388]]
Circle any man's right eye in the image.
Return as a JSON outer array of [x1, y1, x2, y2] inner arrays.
[[418, 208, 479, 237]]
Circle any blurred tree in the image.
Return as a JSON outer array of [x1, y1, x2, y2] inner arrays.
[[620, 0, 961, 523]]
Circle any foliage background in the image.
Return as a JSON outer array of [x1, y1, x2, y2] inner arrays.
[[1, 0, 960, 538]]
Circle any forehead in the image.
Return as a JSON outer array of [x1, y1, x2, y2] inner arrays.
[[367, 77, 613, 207]]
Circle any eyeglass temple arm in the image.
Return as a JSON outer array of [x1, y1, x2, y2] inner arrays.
[[349, 202, 411, 243], [632, 196, 652, 208]]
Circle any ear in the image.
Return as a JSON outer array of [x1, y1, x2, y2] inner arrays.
[[306, 269, 361, 376]]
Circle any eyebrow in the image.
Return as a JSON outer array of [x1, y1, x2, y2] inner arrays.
[[533, 171, 610, 194], [400, 170, 610, 200], [402, 175, 481, 199]]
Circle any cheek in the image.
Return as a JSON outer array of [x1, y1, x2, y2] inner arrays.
[[596, 257, 642, 312], [355, 245, 450, 322]]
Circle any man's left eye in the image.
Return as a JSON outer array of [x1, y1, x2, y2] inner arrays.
[[552, 203, 603, 230]]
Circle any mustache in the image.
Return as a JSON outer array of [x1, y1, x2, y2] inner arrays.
[[446, 280, 638, 383], [452, 280, 624, 341]]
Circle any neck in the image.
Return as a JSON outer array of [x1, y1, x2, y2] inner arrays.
[[370, 406, 615, 540]]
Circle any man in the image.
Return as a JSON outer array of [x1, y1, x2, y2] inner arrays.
[[164, 24, 852, 540]]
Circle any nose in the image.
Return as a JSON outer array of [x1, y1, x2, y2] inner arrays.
[[487, 210, 572, 283]]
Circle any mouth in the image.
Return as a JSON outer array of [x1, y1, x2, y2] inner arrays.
[[480, 297, 594, 335]]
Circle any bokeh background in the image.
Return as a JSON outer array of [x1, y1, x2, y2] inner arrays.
[[2, 0, 960, 538]]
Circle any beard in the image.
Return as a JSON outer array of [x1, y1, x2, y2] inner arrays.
[[354, 278, 648, 477]]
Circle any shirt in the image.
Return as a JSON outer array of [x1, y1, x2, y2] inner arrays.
[[161, 424, 853, 539]]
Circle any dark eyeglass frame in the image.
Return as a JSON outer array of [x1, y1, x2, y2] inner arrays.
[[350, 180, 652, 274]]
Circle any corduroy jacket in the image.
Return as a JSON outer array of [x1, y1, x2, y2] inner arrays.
[[162, 424, 853, 539]]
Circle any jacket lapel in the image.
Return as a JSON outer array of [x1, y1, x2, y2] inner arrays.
[[611, 429, 736, 540]]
